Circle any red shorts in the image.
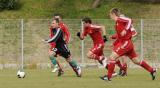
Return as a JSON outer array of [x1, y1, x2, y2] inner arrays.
[[90, 44, 104, 56], [113, 40, 137, 59]]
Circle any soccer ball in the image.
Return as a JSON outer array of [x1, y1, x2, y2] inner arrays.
[[17, 70, 25, 78]]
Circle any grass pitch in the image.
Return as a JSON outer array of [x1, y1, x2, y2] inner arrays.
[[0, 68, 159, 88]]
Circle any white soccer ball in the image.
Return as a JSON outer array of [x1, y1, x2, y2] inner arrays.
[[17, 70, 25, 78]]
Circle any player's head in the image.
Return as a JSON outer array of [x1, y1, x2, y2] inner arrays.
[[82, 17, 92, 27], [109, 8, 121, 21], [51, 18, 60, 28], [54, 13, 62, 21]]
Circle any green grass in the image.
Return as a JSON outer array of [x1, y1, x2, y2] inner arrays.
[[0, 0, 160, 19], [0, 68, 160, 88]]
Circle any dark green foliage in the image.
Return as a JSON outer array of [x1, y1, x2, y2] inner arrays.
[[0, 0, 19, 10], [118, 0, 160, 3]]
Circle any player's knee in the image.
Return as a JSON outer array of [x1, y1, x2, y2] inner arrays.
[[66, 57, 72, 62], [87, 52, 92, 59], [49, 51, 55, 56], [131, 58, 139, 65], [109, 52, 118, 60]]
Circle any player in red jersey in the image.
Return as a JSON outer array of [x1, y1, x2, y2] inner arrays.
[[49, 14, 70, 76], [111, 25, 137, 76], [110, 15, 138, 76], [77, 17, 118, 77], [100, 8, 156, 81], [77, 17, 107, 65]]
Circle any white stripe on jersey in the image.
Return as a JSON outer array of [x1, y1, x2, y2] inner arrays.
[[119, 16, 132, 30], [90, 24, 101, 29], [47, 28, 61, 43]]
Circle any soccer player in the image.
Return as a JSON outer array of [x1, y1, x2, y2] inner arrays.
[[111, 24, 137, 76], [100, 8, 156, 81], [49, 13, 70, 74], [77, 17, 117, 77], [44, 18, 81, 77]]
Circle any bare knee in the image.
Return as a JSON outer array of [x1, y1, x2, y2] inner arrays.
[[109, 52, 119, 61], [131, 58, 140, 65], [48, 50, 55, 56], [87, 52, 93, 59]]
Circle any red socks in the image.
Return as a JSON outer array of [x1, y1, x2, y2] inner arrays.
[[107, 60, 116, 80], [140, 60, 153, 73], [116, 60, 123, 70], [122, 63, 127, 72]]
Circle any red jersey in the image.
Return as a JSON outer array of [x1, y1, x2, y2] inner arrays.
[[82, 24, 104, 45], [130, 26, 137, 37], [111, 26, 137, 39], [59, 22, 70, 43], [115, 16, 133, 41]]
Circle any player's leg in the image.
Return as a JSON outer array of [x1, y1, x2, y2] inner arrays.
[[65, 56, 82, 77], [115, 59, 123, 74], [48, 49, 63, 73], [128, 49, 157, 80], [131, 58, 156, 80], [121, 56, 128, 76], [60, 44, 82, 77], [100, 51, 119, 81], [118, 56, 128, 76], [87, 51, 107, 67], [87, 44, 108, 68]]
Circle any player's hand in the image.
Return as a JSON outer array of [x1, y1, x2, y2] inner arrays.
[[77, 32, 81, 37], [103, 36, 108, 42], [42, 39, 48, 43]]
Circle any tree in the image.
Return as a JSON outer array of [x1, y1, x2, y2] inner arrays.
[[92, 0, 102, 8], [0, 0, 19, 10]]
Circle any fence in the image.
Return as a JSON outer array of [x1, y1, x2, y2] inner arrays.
[[0, 19, 160, 69]]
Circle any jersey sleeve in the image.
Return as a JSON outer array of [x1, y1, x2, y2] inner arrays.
[[61, 24, 70, 43], [82, 27, 88, 37], [47, 28, 62, 43], [90, 24, 101, 30], [131, 26, 137, 37], [118, 17, 132, 30]]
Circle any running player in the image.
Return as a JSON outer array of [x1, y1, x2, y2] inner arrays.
[[44, 18, 81, 77], [77, 17, 117, 77], [111, 24, 137, 76], [100, 8, 156, 81], [49, 13, 70, 74]]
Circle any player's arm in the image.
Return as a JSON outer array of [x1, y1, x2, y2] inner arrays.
[[131, 26, 137, 37], [46, 28, 62, 43], [77, 32, 85, 40], [119, 17, 132, 36], [91, 24, 108, 42], [63, 24, 71, 43], [101, 25, 108, 42]]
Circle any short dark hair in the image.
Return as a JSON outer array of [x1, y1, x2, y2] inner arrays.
[[110, 8, 121, 17], [54, 13, 62, 18], [54, 18, 60, 23], [82, 17, 92, 24]]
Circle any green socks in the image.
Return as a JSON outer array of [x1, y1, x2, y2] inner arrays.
[[50, 56, 57, 65], [69, 60, 78, 67]]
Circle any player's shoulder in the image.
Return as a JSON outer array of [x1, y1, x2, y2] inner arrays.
[[59, 22, 68, 28], [118, 15, 132, 22], [90, 24, 101, 29]]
